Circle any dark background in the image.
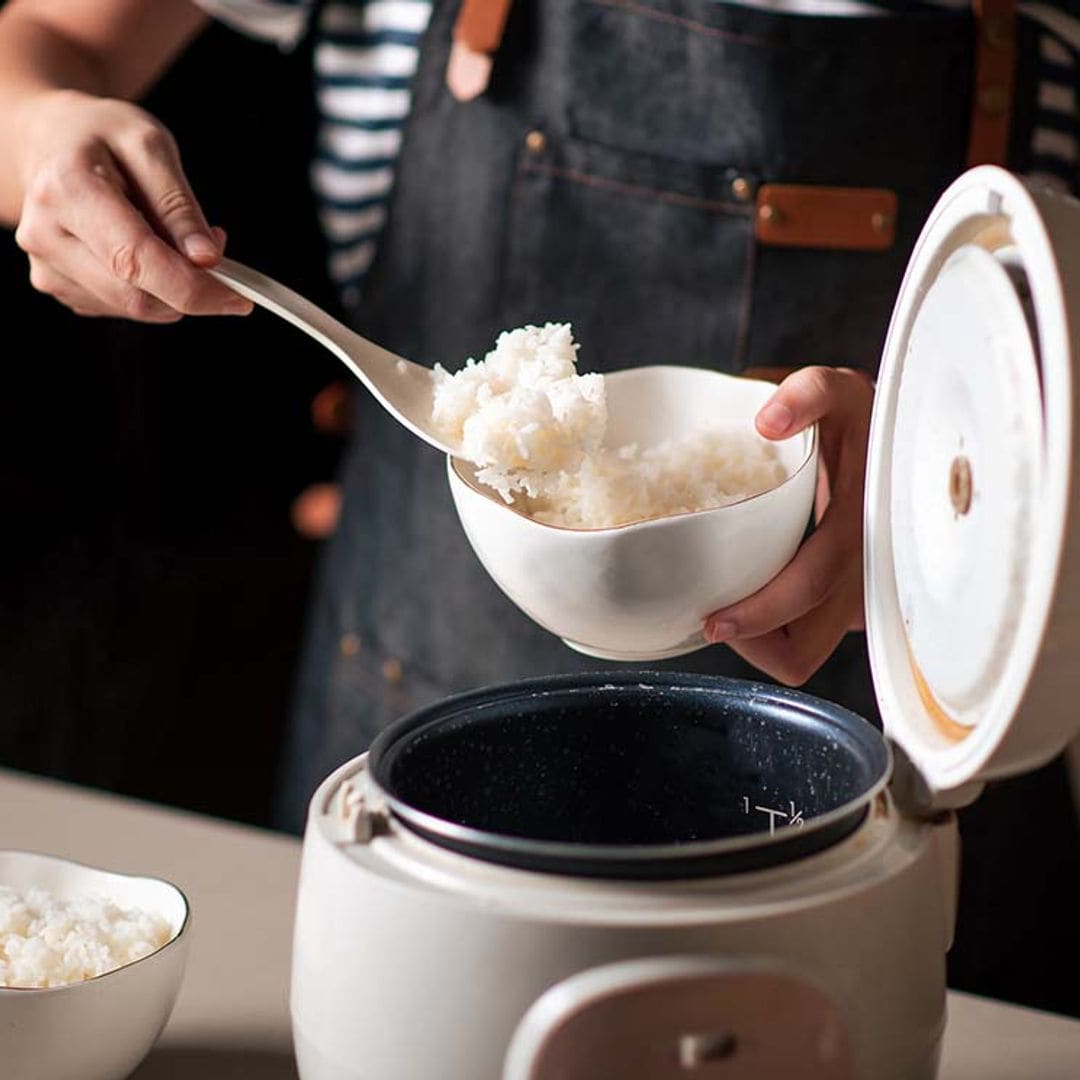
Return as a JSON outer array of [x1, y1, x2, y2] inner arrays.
[[0, 14, 1077, 1022], [0, 22, 343, 826]]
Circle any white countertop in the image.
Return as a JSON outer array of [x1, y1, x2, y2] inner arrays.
[[2, 768, 1078, 1079]]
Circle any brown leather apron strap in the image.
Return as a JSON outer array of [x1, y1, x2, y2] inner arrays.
[[446, 0, 515, 102], [454, 0, 514, 53], [966, 0, 1018, 166]]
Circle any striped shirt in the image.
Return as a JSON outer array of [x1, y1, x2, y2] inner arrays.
[[195, 0, 1080, 304]]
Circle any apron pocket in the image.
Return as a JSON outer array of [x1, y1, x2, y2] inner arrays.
[[500, 133, 757, 373], [565, 0, 972, 183]]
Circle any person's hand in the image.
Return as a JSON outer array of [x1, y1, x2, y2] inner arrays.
[[13, 90, 250, 322], [703, 365, 874, 685]]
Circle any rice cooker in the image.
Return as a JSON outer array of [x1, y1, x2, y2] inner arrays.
[[290, 167, 1080, 1079]]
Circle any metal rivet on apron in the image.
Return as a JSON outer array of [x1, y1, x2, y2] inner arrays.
[[730, 176, 753, 202], [382, 657, 404, 684], [871, 210, 893, 232], [978, 85, 1009, 116], [340, 633, 361, 658], [525, 129, 547, 154], [758, 203, 779, 224]]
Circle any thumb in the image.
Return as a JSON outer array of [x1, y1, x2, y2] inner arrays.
[[755, 366, 853, 440]]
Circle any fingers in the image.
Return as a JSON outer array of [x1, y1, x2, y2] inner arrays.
[[58, 158, 244, 316], [704, 505, 859, 643], [31, 237, 184, 323], [726, 579, 861, 687], [706, 364, 871, 639], [16, 114, 248, 321], [701, 365, 875, 685], [21, 212, 234, 323], [705, 405, 868, 643], [26, 257, 113, 318], [111, 122, 219, 265], [755, 365, 872, 440]]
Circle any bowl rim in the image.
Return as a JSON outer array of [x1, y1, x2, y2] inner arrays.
[[0, 849, 191, 995], [447, 367, 819, 534]]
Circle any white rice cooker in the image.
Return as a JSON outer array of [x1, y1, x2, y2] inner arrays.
[[290, 168, 1080, 1079]]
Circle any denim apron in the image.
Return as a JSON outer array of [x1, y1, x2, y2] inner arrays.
[[279, 0, 1044, 831]]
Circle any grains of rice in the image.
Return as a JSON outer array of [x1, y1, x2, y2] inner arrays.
[[433, 323, 605, 499], [433, 323, 787, 528], [528, 429, 788, 528], [0, 884, 173, 989]]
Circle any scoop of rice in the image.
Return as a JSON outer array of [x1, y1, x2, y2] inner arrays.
[[0, 884, 173, 988], [433, 323, 605, 499], [433, 323, 788, 527]]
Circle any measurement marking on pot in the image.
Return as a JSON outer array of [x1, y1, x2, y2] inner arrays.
[[754, 806, 787, 834], [741, 798, 805, 834]]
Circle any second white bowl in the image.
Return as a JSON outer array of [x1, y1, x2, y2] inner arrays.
[[0, 850, 190, 1080]]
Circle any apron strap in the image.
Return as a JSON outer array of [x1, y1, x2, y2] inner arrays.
[[454, 0, 514, 53], [447, 0, 515, 102], [966, 0, 1018, 166]]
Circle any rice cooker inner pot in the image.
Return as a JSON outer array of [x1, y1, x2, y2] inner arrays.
[[368, 673, 891, 879]]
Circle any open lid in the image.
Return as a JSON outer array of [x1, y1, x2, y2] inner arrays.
[[866, 166, 1080, 806]]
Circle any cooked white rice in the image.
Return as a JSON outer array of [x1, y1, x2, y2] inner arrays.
[[0, 885, 173, 988], [527, 428, 788, 528], [433, 323, 787, 528], [432, 323, 605, 499]]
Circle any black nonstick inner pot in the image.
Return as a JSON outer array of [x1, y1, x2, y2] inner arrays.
[[368, 672, 891, 879]]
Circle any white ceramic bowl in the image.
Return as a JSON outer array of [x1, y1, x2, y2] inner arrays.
[[447, 366, 818, 660], [0, 850, 190, 1080]]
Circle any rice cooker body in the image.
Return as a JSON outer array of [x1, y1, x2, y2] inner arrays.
[[292, 168, 1080, 1080], [291, 752, 957, 1080]]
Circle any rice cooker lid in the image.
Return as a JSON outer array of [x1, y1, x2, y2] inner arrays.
[[867, 166, 1080, 800]]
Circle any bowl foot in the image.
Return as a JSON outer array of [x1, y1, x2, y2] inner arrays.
[[560, 632, 708, 662]]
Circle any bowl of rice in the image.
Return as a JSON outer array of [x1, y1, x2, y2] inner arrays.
[[437, 324, 818, 660], [0, 849, 190, 1080]]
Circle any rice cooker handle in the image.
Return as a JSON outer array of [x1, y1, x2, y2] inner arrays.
[[503, 955, 854, 1080]]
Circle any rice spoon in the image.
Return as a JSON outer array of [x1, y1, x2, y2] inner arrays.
[[209, 258, 462, 456]]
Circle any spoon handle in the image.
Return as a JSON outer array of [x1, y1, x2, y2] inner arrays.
[[209, 258, 372, 385], [208, 257, 459, 456]]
